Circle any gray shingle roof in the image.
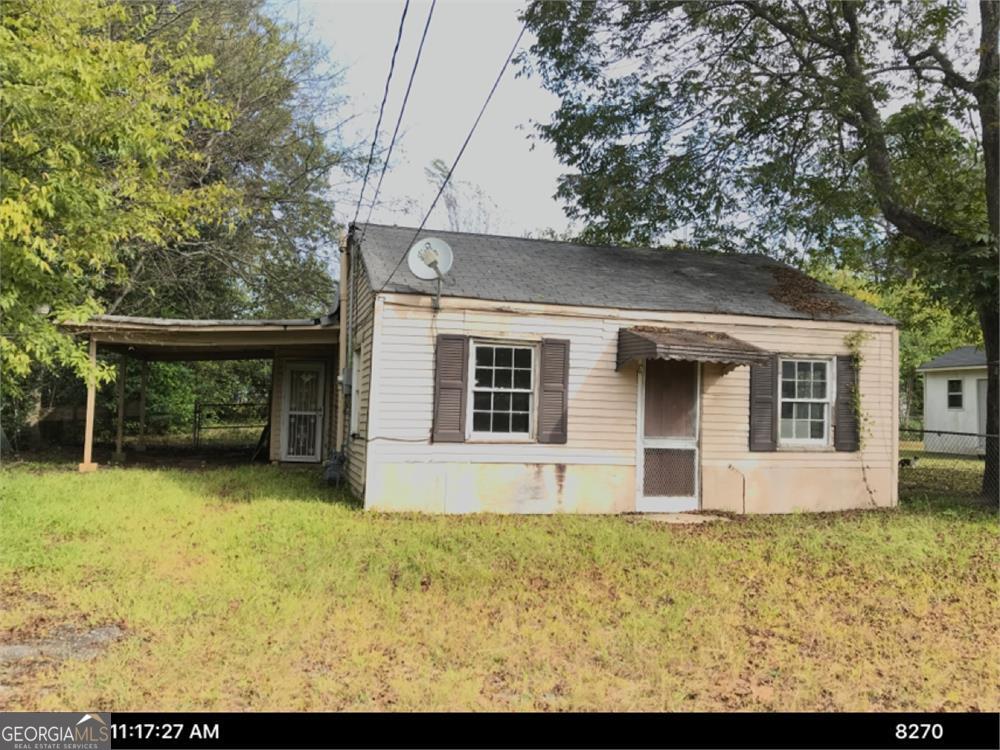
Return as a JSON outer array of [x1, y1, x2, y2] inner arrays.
[[356, 224, 895, 325], [917, 346, 987, 371]]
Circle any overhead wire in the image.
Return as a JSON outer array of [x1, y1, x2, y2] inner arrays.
[[351, 0, 411, 226], [358, 0, 438, 244], [375, 21, 528, 294]]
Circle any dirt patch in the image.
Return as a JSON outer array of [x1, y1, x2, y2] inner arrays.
[[0, 624, 125, 664], [0, 581, 126, 708], [769, 266, 848, 318], [0, 623, 126, 708]]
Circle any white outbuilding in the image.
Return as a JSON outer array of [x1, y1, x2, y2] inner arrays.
[[918, 346, 988, 455]]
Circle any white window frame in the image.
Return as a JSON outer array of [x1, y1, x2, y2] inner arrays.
[[465, 340, 538, 442], [777, 356, 835, 447], [946, 378, 964, 410]]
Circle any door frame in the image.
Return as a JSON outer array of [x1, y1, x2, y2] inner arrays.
[[635, 360, 701, 512], [280, 360, 326, 463]]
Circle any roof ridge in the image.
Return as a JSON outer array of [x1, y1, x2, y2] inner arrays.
[[357, 222, 780, 261]]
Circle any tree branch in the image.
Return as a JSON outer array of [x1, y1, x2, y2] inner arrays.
[[904, 44, 974, 93], [837, 1, 972, 256]]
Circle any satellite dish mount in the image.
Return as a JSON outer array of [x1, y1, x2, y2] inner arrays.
[[406, 238, 453, 311]]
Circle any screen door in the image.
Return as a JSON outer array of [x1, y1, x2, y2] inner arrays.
[[281, 362, 325, 462], [637, 359, 699, 512]]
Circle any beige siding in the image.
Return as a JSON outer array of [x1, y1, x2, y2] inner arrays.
[[268, 346, 338, 463], [364, 293, 898, 513], [345, 253, 377, 495]]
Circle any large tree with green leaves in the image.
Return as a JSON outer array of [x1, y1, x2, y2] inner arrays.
[[1, 0, 237, 388], [2, 0, 361, 446], [102, 0, 361, 321], [522, 0, 999, 498]]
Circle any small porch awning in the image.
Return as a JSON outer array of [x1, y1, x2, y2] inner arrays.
[[616, 326, 769, 370]]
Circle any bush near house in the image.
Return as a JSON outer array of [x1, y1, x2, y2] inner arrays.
[[1, 463, 996, 712]]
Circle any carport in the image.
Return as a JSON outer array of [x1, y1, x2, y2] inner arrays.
[[63, 315, 339, 471]]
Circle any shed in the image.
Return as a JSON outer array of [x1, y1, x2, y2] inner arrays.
[[917, 346, 989, 455]]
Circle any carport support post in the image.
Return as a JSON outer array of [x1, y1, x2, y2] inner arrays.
[[112, 355, 126, 463], [78, 336, 98, 473], [136, 360, 148, 452]]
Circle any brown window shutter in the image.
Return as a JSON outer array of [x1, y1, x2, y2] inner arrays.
[[537, 339, 569, 444], [432, 334, 468, 442], [749, 354, 777, 451], [834, 355, 860, 452]]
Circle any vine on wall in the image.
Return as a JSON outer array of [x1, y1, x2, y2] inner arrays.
[[844, 331, 878, 507]]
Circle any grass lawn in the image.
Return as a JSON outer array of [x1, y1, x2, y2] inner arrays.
[[1, 461, 997, 711]]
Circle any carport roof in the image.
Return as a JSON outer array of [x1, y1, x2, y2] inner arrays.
[[63, 314, 338, 361]]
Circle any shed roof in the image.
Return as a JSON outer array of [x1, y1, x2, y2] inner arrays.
[[917, 346, 987, 371], [356, 224, 895, 326]]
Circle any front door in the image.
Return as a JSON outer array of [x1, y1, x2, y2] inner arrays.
[[637, 359, 700, 512], [281, 362, 325, 462]]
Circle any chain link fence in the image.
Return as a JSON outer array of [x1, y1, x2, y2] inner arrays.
[[899, 428, 997, 499]]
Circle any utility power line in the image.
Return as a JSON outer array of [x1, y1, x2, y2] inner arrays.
[[360, 0, 438, 241], [375, 21, 528, 294], [351, 0, 411, 226]]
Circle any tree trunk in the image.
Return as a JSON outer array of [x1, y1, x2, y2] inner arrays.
[[980, 302, 998, 501], [977, 1, 998, 502]]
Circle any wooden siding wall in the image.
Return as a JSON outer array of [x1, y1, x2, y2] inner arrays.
[[363, 294, 898, 513], [268, 346, 338, 462], [346, 252, 377, 495]]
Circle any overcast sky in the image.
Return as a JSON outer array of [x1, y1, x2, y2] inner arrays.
[[279, 0, 573, 238]]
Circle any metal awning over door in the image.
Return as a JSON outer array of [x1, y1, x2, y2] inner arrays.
[[616, 327, 769, 371]]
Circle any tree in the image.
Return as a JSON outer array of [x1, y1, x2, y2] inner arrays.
[[522, 0, 999, 498], [103, 0, 362, 320], [811, 267, 981, 426], [2, 0, 363, 448], [423, 158, 502, 233], [1, 0, 237, 389]]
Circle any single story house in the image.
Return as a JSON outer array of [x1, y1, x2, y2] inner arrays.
[[340, 224, 899, 514], [917, 346, 988, 455]]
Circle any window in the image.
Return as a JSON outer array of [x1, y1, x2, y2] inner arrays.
[[779, 358, 832, 444], [947, 379, 963, 409], [470, 343, 534, 436]]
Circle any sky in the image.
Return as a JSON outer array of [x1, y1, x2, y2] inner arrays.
[[278, 0, 574, 238]]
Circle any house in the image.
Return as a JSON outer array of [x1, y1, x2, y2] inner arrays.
[[338, 224, 899, 514], [917, 346, 989, 455]]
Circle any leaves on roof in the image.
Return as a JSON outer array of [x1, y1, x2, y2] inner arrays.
[[768, 267, 848, 318]]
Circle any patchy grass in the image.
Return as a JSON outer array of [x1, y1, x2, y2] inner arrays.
[[0, 461, 997, 711], [898, 449, 987, 499]]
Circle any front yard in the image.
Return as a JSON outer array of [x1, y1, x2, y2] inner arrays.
[[1, 462, 996, 711]]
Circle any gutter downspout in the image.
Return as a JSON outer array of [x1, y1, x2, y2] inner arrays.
[[337, 224, 357, 452]]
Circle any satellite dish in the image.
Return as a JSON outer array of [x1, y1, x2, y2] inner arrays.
[[407, 237, 453, 280]]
